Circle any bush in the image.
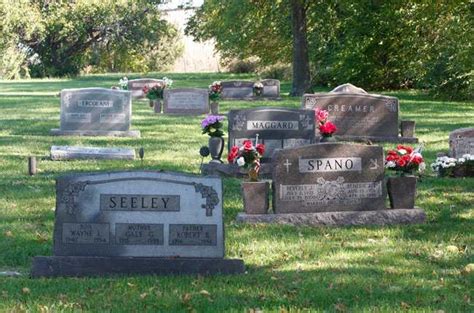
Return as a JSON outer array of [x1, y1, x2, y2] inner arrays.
[[226, 58, 259, 73], [257, 63, 292, 81]]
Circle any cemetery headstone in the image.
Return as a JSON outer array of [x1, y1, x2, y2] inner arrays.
[[127, 78, 164, 99], [50, 146, 135, 161], [50, 88, 140, 137], [261, 79, 281, 98], [163, 88, 209, 115], [228, 108, 315, 161], [449, 127, 474, 157], [302, 83, 417, 143], [221, 81, 254, 99], [31, 171, 244, 277]]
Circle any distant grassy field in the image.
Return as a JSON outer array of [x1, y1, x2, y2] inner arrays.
[[0, 73, 472, 312]]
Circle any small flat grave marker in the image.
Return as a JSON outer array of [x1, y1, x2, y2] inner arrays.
[[50, 146, 135, 160]]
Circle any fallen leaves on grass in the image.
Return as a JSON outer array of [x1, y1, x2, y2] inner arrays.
[[22, 287, 30, 294]]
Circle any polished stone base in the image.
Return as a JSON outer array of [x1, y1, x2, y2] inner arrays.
[[50, 129, 141, 138], [222, 97, 282, 101], [31, 256, 245, 278], [50, 146, 136, 160], [333, 135, 418, 143], [201, 162, 272, 178], [236, 208, 426, 227]]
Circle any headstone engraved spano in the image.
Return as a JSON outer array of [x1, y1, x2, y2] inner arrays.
[[302, 84, 400, 139], [163, 88, 209, 115], [449, 127, 474, 157], [52, 171, 224, 258], [127, 78, 164, 98], [228, 108, 315, 160], [50, 88, 139, 137], [272, 143, 385, 213]]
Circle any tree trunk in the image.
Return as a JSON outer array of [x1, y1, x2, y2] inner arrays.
[[290, 0, 312, 97]]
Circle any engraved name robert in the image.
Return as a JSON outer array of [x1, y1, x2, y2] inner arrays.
[[100, 194, 180, 211], [299, 157, 362, 173]]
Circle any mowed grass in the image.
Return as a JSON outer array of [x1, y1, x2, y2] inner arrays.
[[0, 73, 473, 312]]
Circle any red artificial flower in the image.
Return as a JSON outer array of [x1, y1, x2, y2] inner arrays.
[[411, 154, 423, 165], [227, 146, 239, 163], [396, 145, 413, 154], [256, 144, 265, 156], [242, 140, 254, 151], [315, 108, 329, 123], [142, 86, 149, 93], [396, 158, 407, 167], [319, 121, 337, 135]]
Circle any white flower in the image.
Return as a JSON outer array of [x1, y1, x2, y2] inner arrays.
[[163, 77, 173, 87], [458, 158, 466, 163], [236, 157, 245, 167], [398, 149, 407, 155], [385, 161, 396, 168]]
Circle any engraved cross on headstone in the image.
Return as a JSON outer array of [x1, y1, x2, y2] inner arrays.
[[284, 159, 292, 173]]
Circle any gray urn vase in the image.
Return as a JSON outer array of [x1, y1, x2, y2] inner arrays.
[[387, 176, 417, 209], [210, 102, 219, 115], [151, 99, 161, 113], [209, 136, 224, 163], [241, 181, 270, 214], [400, 120, 416, 137], [320, 136, 336, 143]]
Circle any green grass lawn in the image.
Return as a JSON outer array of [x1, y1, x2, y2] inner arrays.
[[0, 73, 473, 312]]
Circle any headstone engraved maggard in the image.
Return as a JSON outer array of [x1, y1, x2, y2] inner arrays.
[[272, 143, 386, 213], [228, 108, 315, 161], [50, 88, 140, 137], [127, 78, 164, 99], [163, 88, 209, 115], [221, 81, 254, 99], [31, 171, 244, 277], [261, 79, 281, 98], [302, 83, 416, 143], [449, 127, 474, 158]]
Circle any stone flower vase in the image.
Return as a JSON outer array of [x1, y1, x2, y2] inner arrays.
[[320, 136, 336, 143], [241, 181, 270, 214], [387, 175, 417, 209], [210, 102, 219, 115], [208, 136, 224, 163], [151, 99, 161, 113]]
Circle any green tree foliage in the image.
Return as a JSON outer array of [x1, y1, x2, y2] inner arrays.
[[187, 0, 473, 99], [0, 0, 182, 78]]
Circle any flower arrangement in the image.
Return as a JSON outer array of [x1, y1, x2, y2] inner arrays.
[[201, 115, 225, 137], [253, 81, 264, 96], [228, 138, 265, 181], [119, 77, 128, 90], [143, 77, 173, 100], [431, 154, 474, 177], [209, 81, 222, 102], [315, 108, 337, 137], [385, 145, 426, 176]]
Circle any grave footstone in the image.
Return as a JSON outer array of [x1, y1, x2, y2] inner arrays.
[[236, 143, 426, 226], [163, 88, 209, 115], [449, 127, 474, 158], [127, 79, 164, 99], [50, 146, 135, 161], [261, 79, 281, 98], [50, 88, 140, 137], [228, 108, 315, 161], [31, 171, 244, 277], [302, 84, 417, 143]]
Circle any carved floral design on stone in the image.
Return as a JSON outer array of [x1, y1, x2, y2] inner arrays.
[[59, 181, 89, 215], [305, 97, 318, 107], [384, 99, 398, 112], [232, 113, 247, 131], [316, 177, 346, 202], [63, 93, 73, 107], [194, 183, 219, 216], [299, 114, 314, 130]]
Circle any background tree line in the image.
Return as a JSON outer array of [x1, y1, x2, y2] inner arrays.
[[0, 0, 182, 79], [186, 0, 473, 100]]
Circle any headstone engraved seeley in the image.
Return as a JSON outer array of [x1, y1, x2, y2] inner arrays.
[[50, 88, 140, 137], [228, 108, 315, 161], [31, 171, 244, 277], [302, 83, 417, 143], [163, 88, 209, 115]]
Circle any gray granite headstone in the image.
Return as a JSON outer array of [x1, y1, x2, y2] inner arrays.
[[449, 127, 474, 157], [163, 88, 209, 115], [221, 81, 254, 99], [228, 108, 315, 161], [302, 84, 399, 139], [272, 143, 385, 213], [52, 171, 223, 258], [51, 146, 135, 161], [261, 79, 281, 98], [127, 79, 164, 99], [50, 88, 140, 137]]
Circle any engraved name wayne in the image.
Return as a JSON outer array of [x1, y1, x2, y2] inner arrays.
[[299, 157, 362, 173], [100, 194, 180, 211], [247, 120, 299, 130]]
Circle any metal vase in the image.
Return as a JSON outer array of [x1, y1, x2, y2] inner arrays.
[[387, 176, 417, 209], [208, 136, 224, 163]]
